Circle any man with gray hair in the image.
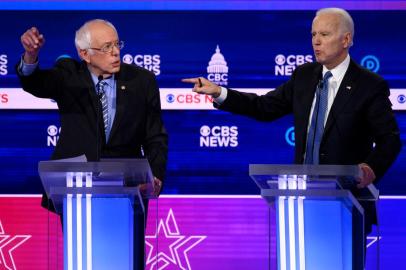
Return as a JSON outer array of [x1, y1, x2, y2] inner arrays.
[[183, 7, 401, 263], [17, 19, 168, 269]]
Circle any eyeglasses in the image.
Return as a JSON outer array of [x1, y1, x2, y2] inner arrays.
[[89, 40, 124, 53]]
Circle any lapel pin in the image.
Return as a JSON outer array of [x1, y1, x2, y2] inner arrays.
[[121, 85, 126, 90], [346, 86, 351, 90]]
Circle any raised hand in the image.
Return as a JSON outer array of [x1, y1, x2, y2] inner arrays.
[[20, 27, 45, 64]]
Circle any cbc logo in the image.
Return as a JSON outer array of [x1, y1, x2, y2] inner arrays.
[[0, 54, 8, 75], [361, 55, 380, 73], [274, 54, 313, 76], [398, 94, 406, 104], [285, 126, 295, 146], [122, 54, 161, 75], [47, 125, 61, 147], [200, 125, 238, 147]]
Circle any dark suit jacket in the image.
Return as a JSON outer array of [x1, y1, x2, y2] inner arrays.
[[17, 58, 168, 204], [217, 59, 402, 228]]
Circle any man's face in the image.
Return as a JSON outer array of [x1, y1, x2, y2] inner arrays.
[[81, 22, 121, 76], [311, 13, 351, 69]]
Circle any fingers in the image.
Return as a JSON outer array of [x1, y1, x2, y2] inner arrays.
[[357, 163, 376, 188], [21, 27, 45, 52], [182, 77, 203, 92], [182, 78, 200, 84], [182, 77, 221, 98], [153, 177, 162, 197]]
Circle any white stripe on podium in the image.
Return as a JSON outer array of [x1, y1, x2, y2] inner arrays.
[[85, 173, 93, 270], [288, 197, 296, 270], [278, 197, 287, 270], [76, 173, 83, 270], [297, 175, 306, 270], [278, 175, 288, 270], [297, 197, 305, 270]]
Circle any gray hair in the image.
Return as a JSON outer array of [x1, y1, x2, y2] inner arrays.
[[74, 19, 117, 55], [316, 8, 354, 46]]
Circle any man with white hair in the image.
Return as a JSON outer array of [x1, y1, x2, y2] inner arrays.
[[184, 7, 401, 261], [17, 19, 168, 269]]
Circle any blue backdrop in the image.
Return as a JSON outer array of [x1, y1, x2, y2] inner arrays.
[[0, 10, 405, 196]]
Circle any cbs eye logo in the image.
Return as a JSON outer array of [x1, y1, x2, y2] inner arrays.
[[275, 54, 286, 65], [166, 94, 175, 103], [47, 125, 60, 136], [397, 94, 406, 104], [200, 125, 211, 137]]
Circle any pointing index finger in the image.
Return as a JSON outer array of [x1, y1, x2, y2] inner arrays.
[[181, 78, 199, 84]]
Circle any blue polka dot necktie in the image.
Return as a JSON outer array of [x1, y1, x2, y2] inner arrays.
[[304, 71, 333, 164]]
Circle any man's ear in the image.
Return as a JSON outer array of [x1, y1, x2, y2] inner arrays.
[[79, 49, 91, 63], [343, 32, 352, 49]]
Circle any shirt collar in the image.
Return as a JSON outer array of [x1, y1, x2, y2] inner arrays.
[[322, 54, 350, 82], [90, 72, 115, 87]]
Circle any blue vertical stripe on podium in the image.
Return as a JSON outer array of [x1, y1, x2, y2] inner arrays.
[[64, 197, 134, 270], [276, 198, 352, 270]]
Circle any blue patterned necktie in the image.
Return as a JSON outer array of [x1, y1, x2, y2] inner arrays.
[[96, 80, 109, 134], [304, 71, 333, 164]]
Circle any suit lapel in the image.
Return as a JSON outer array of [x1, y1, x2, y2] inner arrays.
[[324, 59, 360, 135], [79, 62, 100, 118], [109, 70, 127, 141], [80, 62, 106, 142]]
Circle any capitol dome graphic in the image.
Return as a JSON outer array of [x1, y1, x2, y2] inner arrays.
[[207, 45, 228, 73]]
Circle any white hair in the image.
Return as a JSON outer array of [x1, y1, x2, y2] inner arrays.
[[316, 7, 354, 46], [74, 19, 117, 56]]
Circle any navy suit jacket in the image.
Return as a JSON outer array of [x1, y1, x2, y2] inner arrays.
[[17, 58, 168, 212], [17, 58, 168, 180], [217, 59, 402, 227]]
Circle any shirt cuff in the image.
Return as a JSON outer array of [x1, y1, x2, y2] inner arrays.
[[213, 87, 228, 104], [18, 55, 38, 76]]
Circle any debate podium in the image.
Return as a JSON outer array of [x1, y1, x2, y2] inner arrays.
[[250, 164, 378, 270], [38, 159, 156, 270]]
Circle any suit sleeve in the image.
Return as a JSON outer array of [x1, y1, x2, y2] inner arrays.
[[364, 79, 402, 180], [217, 69, 296, 121], [143, 73, 168, 182], [16, 59, 65, 100]]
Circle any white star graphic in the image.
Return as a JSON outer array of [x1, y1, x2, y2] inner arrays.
[[0, 220, 31, 270], [145, 209, 206, 270]]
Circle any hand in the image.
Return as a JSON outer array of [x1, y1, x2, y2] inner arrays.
[[138, 176, 162, 198], [21, 27, 45, 64], [152, 177, 163, 197], [182, 77, 222, 98], [357, 163, 376, 188]]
